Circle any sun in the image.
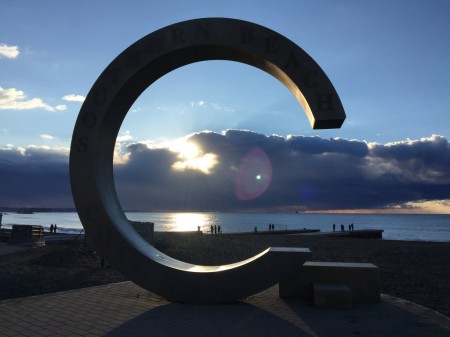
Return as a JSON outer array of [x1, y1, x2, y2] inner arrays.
[[177, 141, 199, 159], [170, 138, 218, 174]]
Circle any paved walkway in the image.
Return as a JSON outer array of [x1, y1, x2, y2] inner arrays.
[[0, 282, 449, 337]]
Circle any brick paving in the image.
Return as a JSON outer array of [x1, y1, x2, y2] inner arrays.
[[0, 281, 449, 337]]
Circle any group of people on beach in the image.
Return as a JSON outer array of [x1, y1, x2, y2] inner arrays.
[[49, 224, 58, 234], [333, 223, 355, 232], [268, 223, 276, 231], [209, 225, 221, 235]]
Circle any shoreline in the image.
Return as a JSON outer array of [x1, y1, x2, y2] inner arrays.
[[2, 227, 450, 244], [2, 211, 450, 242]]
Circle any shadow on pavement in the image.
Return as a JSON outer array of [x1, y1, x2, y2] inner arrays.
[[106, 301, 310, 337]]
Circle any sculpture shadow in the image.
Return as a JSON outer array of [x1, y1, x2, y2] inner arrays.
[[105, 301, 310, 337]]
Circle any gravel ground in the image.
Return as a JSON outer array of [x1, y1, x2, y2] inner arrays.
[[0, 232, 448, 318]]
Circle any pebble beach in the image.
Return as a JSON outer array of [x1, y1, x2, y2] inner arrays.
[[0, 232, 449, 318]]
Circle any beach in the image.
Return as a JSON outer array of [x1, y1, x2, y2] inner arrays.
[[0, 232, 449, 318]]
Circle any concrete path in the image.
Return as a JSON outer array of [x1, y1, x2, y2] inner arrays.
[[0, 282, 449, 336]]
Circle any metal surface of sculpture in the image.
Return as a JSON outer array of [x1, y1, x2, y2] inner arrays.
[[70, 18, 345, 304]]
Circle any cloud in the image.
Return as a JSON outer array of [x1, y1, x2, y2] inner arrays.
[[0, 146, 70, 208], [112, 132, 450, 212], [169, 137, 218, 175], [0, 86, 54, 111], [55, 105, 67, 111], [156, 105, 169, 111], [116, 130, 133, 142], [191, 100, 205, 107], [40, 134, 54, 140], [0, 44, 19, 58], [190, 100, 235, 112], [62, 94, 85, 103], [211, 102, 235, 112], [1, 132, 450, 212]]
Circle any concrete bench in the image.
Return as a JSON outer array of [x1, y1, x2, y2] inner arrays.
[[279, 261, 380, 304], [314, 282, 352, 309], [9, 225, 45, 247]]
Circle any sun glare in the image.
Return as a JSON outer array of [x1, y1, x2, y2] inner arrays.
[[171, 212, 209, 231], [175, 141, 199, 159], [170, 138, 218, 174]]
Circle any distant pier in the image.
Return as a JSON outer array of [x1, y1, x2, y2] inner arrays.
[[233, 229, 321, 235], [294, 229, 384, 239], [221, 228, 383, 239]]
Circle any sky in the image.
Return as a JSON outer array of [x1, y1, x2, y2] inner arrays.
[[1, 0, 450, 213]]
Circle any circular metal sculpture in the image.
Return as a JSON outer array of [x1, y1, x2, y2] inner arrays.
[[70, 18, 345, 304]]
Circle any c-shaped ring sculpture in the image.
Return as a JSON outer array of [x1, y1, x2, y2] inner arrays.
[[70, 18, 344, 304]]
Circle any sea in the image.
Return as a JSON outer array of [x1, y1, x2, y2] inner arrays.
[[1, 211, 450, 242]]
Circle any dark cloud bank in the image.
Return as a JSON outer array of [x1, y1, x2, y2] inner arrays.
[[1, 132, 450, 212]]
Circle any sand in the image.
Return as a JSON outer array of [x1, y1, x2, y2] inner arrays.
[[0, 232, 449, 318]]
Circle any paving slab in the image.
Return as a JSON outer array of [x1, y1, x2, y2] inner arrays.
[[0, 281, 449, 337]]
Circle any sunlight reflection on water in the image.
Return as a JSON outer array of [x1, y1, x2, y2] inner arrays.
[[162, 212, 212, 232]]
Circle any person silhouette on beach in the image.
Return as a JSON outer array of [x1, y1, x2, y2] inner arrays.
[[214, 225, 217, 235], [333, 224, 336, 232], [50, 224, 54, 234], [54, 224, 57, 234], [210, 225, 213, 234], [218, 225, 221, 234]]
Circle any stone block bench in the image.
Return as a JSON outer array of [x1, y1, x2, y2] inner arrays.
[[279, 261, 380, 308], [313, 282, 352, 309], [9, 225, 45, 247]]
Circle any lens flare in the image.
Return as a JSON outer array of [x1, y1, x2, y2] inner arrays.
[[235, 147, 272, 201]]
